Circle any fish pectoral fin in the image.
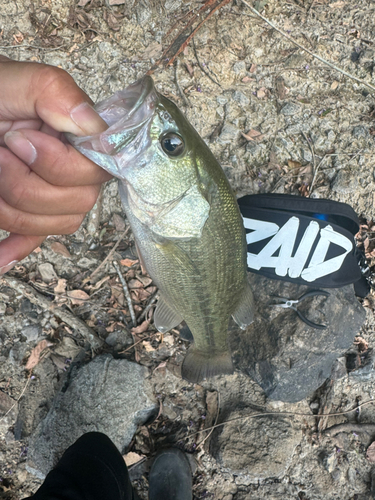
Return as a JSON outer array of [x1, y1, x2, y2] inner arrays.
[[155, 239, 198, 275], [181, 347, 234, 383], [151, 184, 210, 239], [154, 296, 183, 334], [232, 280, 255, 329]]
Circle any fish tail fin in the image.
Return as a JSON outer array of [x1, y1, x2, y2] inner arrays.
[[181, 347, 234, 383]]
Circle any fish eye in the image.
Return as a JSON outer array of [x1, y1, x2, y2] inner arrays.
[[160, 132, 185, 157]]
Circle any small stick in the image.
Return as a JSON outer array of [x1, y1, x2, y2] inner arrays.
[[185, 398, 375, 438], [192, 37, 221, 88], [113, 260, 137, 327], [89, 227, 130, 280], [240, 0, 375, 94], [0, 376, 31, 421], [175, 58, 190, 107], [0, 276, 103, 350], [137, 292, 158, 321]]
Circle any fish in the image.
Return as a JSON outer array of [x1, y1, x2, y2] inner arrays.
[[67, 76, 254, 383]]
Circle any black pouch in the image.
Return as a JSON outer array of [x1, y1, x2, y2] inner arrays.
[[237, 194, 367, 294]]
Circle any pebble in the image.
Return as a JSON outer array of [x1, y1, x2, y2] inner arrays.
[[281, 102, 301, 116], [22, 325, 41, 342]]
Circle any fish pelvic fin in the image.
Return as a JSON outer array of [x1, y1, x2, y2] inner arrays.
[[181, 347, 234, 383], [154, 296, 183, 333], [232, 279, 255, 329]]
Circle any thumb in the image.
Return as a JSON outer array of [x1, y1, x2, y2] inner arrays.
[[0, 58, 107, 136]]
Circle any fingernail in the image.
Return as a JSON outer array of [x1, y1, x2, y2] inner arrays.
[[70, 102, 108, 136], [4, 131, 37, 165], [0, 260, 18, 275]]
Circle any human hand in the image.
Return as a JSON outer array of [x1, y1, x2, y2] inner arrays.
[[0, 56, 111, 275]]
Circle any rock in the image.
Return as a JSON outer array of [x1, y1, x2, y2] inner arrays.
[[230, 275, 366, 402], [38, 263, 58, 284], [233, 60, 246, 76], [27, 354, 157, 475], [232, 90, 250, 107], [22, 325, 41, 342], [211, 414, 301, 480], [218, 123, 241, 144], [281, 102, 301, 116]]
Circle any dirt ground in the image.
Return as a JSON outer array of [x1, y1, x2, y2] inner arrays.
[[1, 0, 375, 498]]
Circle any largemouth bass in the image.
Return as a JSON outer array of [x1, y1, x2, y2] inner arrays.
[[67, 76, 254, 383]]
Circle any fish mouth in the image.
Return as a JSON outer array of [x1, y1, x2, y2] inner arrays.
[[66, 76, 159, 175]]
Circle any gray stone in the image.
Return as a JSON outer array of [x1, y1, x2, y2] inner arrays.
[[280, 102, 301, 116], [232, 90, 250, 107], [28, 355, 157, 474], [352, 125, 369, 138], [22, 325, 41, 342], [233, 61, 246, 75], [38, 263, 58, 284], [212, 413, 301, 480], [218, 123, 240, 144], [230, 275, 366, 403]]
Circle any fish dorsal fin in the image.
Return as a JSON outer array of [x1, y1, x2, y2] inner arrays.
[[154, 296, 183, 333], [232, 279, 255, 329]]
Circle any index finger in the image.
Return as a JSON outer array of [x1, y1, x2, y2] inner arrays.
[[0, 57, 107, 136]]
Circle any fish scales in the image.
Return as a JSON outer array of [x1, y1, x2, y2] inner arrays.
[[67, 76, 254, 383]]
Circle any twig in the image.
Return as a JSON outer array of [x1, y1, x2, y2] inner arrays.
[[192, 37, 221, 87], [240, 0, 375, 94], [309, 153, 327, 196], [175, 58, 190, 107], [324, 422, 375, 437], [113, 260, 137, 327], [300, 131, 316, 197], [185, 398, 375, 438], [137, 292, 158, 321], [0, 276, 103, 350], [89, 227, 130, 280], [0, 376, 31, 421]]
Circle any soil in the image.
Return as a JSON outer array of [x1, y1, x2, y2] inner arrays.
[[1, 1, 375, 499]]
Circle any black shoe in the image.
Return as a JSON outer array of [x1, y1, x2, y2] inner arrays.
[[148, 448, 192, 500]]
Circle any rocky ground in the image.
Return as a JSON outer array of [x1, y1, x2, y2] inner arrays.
[[1, 0, 375, 499]]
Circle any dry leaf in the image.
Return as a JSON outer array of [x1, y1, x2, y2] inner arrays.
[[128, 279, 143, 289], [257, 88, 266, 99], [242, 129, 262, 141], [249, 63, 257, 73], [33, 247, 42, 254], [141, 41, 162, 61], [25, 340, 53, 371], [131, 320, 150, 334], [185, 62, 194, 77], [288, 159, 302, 170], [143, 341, 155, 352], [275, 76, 288, 100], [331, 81, 339, 90], [50, 242, 71, 258], [241, 76, 255, 83], [123, 452, 145, 467], [113, 213, 126, 231], [120, 258, 138, 267], [367, 441, 375, 462], [54, 279, 67, 295], [329, 0, 345, 8], [68, 289, 90, 305], [206, 390, 219, 425]]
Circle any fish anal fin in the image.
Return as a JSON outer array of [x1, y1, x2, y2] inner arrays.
[[181, 347, 234, 383], [179, 324, 194, 342], [232, 280, 255, 330], [154, 296, 183, 334]]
